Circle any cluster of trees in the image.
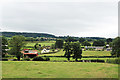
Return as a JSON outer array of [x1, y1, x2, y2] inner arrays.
[[64, 42, 82, 61], [111, 37, 120, 57], [2, 35, 26, 60], [2, 37, 9, 57], [9, 35, 25, 60], [92, 40, 105, 46], [63, 37, 82, 61]]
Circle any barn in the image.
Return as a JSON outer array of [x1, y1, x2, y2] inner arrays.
[[21, 49, 38, 58]]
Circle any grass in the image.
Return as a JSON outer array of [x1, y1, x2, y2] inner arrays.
[[45, 57, 117, 62], [39, 49, 65, 56], [39, 50, 111, 57], [82, 51, 111, 56], [25, 41, 55, 47], [2, 61, 118, 78]]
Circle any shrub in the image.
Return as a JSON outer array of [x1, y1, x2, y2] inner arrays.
[[2, 59, 8, 61], [13, 59, 17, 61], [22, 58, 30, 61], [106, 58, 120, 64], [32, 56, 50, 61]]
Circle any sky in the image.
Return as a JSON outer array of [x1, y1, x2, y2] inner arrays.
[[0, 0, 119, 38]]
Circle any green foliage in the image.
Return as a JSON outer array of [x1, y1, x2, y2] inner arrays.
[[92, 40, 105, 46], [63, 42, 72, 61], [2, 36, 9, 57], [111, 37, 120, 57], [34, 43, 41, 50], [2, 32, 56, 38], [106, 38, 113, 44], [106, 58, 120, 64], [9, 35, 25, 60], [79, 38, 85, 43], [51, 44, 56, 49], [72, 43, 82, 61], [22, 58, 30, 61], [65, 36, 78, 42], [32, 56, 50, 61], [64, 42, 82, 61], [55, 39, 63, 48], [82, 41, 91, 46]]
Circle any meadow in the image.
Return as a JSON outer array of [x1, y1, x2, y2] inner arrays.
[[25, 41, 55, 47], [2, 61, 118, 78], [2, 41, 118, 78], [39, 49, 111, 57]]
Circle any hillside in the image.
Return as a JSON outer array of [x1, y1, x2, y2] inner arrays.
[[2, 32, 106, 40], [2, 32, 56, 38]]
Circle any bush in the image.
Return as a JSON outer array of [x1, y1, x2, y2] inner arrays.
[[106, 58, 120, 64], [32, 56, 50, 61], [22, 58, 30, 61], [2, 59, 8, 61]]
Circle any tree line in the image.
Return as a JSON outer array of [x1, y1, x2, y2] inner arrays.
[[2, 35, 119, 61]]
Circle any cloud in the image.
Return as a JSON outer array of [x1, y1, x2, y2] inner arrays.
[[1, 1, 118, 38]]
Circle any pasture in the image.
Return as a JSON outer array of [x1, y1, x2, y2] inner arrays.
[[2, 61, 118, 78], [25, 41, 55, 47], [39, 50, 111, 57]]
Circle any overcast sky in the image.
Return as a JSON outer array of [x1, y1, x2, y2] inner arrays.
[[0, 0, 118, 38]]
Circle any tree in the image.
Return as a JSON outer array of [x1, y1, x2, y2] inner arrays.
[[92, 40, 105, 46], [40, 38, 44, 41], [30, 37, 34, 42], [2, 36, 8, 57], [55, 39, 63, 49], [64, 42, 82, 61], [63, 42, 72, 61], [51, 44, 56, 49], [82, 41, 91, 46], [72, 43, 82, 61], [34, 43, 41, 50], [65, 36, 77, 42], [106, 38, 113, 44], [9, 35, 25, 60], [34, 43, 38, 49], [79, 38, 85, 43], [111, 37, 120, 57]]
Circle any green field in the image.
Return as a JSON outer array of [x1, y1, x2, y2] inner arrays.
[[39, 50, 111, 57], [2, 61, 118, 78], [25, 42, 55, 47], [82, 51, 111, 56], [3, 41, 118, 78]]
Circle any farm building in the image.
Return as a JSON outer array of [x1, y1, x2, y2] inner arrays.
[[106, 47, 112, 51], [21, 49, 38, 58], [41, 48, 50, 53], [85, 46, 104, 51]]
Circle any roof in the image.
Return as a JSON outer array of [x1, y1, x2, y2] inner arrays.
[[24, 53, 37, 55], [21, 50, 38, 55]]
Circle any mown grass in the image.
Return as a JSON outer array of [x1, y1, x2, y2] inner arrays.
[[2, 61, 118, 78]]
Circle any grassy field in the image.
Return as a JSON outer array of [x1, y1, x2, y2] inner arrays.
[[82, 51, 111, 56], [2, 61, 118, 78], [44, 57, 117, 62], [25, 41, 55, 47], [39, 50, 111, 57]]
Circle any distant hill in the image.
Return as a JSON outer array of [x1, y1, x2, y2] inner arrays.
[[2, 32, 56, 38], [2, 32, 106, 40]]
